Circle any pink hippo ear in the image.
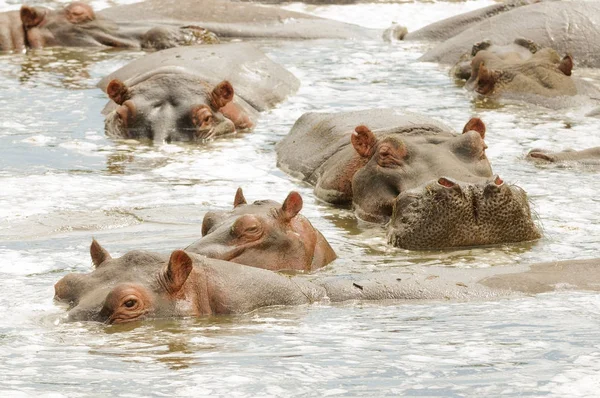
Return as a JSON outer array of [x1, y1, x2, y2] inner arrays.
[[559, 54, 573, 76], [351, 125, 377, 158], [211, 80, 234, 109], [20, 5, 46, 28], [475, 63, 500, 95], [163, 250, 193, 295], [64, 2, 95, 24], [90, 239, 112, 268], [106, 79, 130, 105], [280, 191, 303, 222], [233, 187, 247, 208], [462, 117, 486, 139]]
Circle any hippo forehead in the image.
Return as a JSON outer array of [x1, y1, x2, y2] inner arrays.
[[204, 200, 283, 231], [127, 74, 212, 104]]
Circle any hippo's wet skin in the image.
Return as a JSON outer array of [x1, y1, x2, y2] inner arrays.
[[55, 241, 600, 324], [276, 109, 540, 250], [527, 147, 600, 166], [99, 44, 300, 142], [0, 2, 217, 52], [186, 189, 336, 272]]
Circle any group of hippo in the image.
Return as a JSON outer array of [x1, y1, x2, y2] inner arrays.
[[5, 0, 600, 324]]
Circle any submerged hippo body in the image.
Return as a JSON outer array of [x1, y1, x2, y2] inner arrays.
[[276, 109, 540, 249], [420, 1, 600, 67], [56, 241, 600, 324], [98, 43, 300, 141], [186, 189, 336, 272], [0, 2, 217, 52], [527, 147, 600, 165]]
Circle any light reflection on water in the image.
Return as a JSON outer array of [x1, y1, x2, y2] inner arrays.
[[1, 0, 600, 396]]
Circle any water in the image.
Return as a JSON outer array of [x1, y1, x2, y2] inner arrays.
[[1, 0, 600, 396]]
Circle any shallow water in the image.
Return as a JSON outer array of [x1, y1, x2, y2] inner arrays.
[[2, 0, 600, 396]]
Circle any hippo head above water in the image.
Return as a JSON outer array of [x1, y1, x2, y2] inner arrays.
[[186, 189, 336, 272], [2, 2, 214, 51], [104, 77, 254, 142]]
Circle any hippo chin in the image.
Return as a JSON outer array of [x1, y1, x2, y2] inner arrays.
[[56, 241, 600, 324], [0, 2, 217, 52], [99, 44, 299, 142], [277, 109, 540, 249], [186, 188, 336, 272]]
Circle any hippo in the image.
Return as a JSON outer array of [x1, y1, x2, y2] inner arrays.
[[97, 0, 405, 41], [419, 1, 600, 68], [55, 240, 600, 324], [276, 109, 541, 249], [98, 43, 300, 142], [527, 147, 600, 165], [0, 2, 217, 52], [186, 189, 336, 272]]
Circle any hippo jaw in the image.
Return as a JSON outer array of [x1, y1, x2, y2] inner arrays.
[[387, 177, 541, 250]]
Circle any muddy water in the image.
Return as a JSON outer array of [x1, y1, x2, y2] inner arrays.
[[2, 0, 600, 396]]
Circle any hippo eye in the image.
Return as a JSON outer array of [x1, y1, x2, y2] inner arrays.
[[124, 299, 137, 308]]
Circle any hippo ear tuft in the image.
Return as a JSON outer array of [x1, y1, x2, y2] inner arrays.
[[559, 54, 573, 76], [106, 79, 130, 105], [351, 125, 377, 158], [90, 239, 112, 268], [281, 191, 303, 222], [462, 117, 486, 139], [20, 5, 46, 28], [164, 250, 193, 294], [233, 187, 247, 208], [475, 63, 499, 95], [211, 81, 234, 109]]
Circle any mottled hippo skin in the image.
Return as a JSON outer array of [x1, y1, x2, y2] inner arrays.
[[0, 2, 215, 52], [98, 44, 300, 142], [186, 189, 336, 272], [276, 109, 540, 250], [527, 147, 600, 165], [97, 0, 403, 41], [419, 1, 600, 68], [55, 241, 600, 324]]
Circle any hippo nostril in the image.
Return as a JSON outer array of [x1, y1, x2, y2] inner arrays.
[[438, 177, 456, 188]]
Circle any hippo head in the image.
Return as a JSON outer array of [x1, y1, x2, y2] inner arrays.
[[55, 240, 203, 323], [350, 118, 492, 223], [186, 189, 336, 272], [104, 77, 253, 142], [465, 47, 575, 98], [387, 176, 541, 249], [19, 2, 211, 50]]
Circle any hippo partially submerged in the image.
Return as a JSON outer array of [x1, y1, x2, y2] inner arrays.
[[0, 2, 217, 52], [98, 43, 300, 142], [276, 109, 540, 249], [55, 240, 600, 324], [527, 147, 600, 165], [186, 189, 336, 272]]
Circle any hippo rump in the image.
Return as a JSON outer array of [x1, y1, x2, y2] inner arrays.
[[276, 109, 541, 250], [55, 240, 600, 324], [186, 189, 336, 272], [0, 2, 217, 52], [97, 43, 300, 142], [419, 1, 600, 68], [527, 147, 600, 165], [97, 0, 404, 41]]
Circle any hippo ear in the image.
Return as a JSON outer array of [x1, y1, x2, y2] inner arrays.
[[559, 54, 573, 76], [106, 79, 130, 105], [462, 117, 486, 139], [351, 125, 377, 158], [280, 191, 303, 222], [20, 6, 46, 28], [64, 2, 95, 24], [475, 63, 500, 95], [163, 250, 193, 294], [233, 187, 247, 208], [211, 81, 234, 109], [90, 239, 112, 268]]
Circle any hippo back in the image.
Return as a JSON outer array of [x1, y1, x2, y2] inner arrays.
[[276, 108, 452, 181], [97, 43, 300, 112]]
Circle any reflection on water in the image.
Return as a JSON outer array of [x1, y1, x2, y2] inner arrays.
[[2, 0, 600, 396]]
